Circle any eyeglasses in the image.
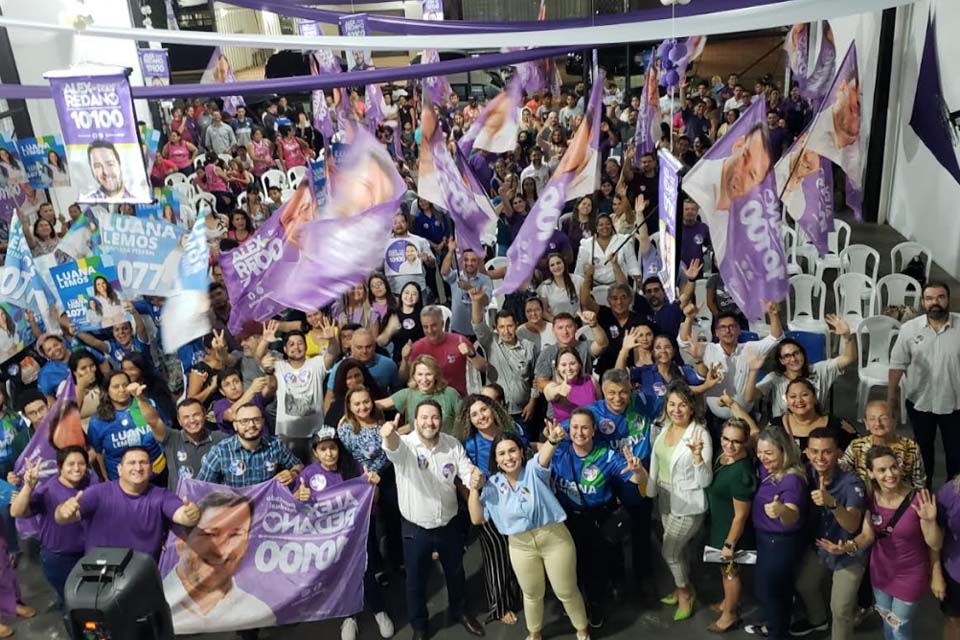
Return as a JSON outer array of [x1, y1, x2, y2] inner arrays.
[[235, 417, 264, 427], [779, 351, 802, 361], [721, 436, 745, 446]]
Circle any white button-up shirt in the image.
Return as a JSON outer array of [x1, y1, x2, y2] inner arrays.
[[890, 313, 960, 414], [383, 431, 475, 529], [699, 334, 781, 418]]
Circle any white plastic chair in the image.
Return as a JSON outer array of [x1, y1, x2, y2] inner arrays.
[[193, 192, 218, 215], [876, 274, 922, 311], [839, 244, 880, 283], [833, 273, 876, 335], [236, 191, 248, 209], [787, 274, 829, 344], [812, 219, 852, 280], [890, 241, 932, 283], [260, 168, 287, 193], [179, 203, 197, 228], [164, 172, 187, 187], [173, 182, 198, 203], [855, 315, 900, 418], [192, 155, 206, 171], [780, 226, 804, 276], [437, 305, 453, 332], [218, 153, 234, 166], [287, 166, 307, 189]]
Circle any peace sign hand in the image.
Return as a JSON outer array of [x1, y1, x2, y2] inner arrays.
[[23, 459, 41, 488], [623, 445, 647, 480], [913, 488, 937, 523], [543, 419, 567, 444]]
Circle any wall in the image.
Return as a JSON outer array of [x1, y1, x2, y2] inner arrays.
[[0, 0, 152, 210]]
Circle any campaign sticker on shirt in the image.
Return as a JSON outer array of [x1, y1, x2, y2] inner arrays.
[[176, 450, 188, 462], [265, 460, 277, 474], [230, 460, 246, 476], [402, 318, 416, 330], [608, 326, 620, 340], [442, 463, 455, 479], [598, 419, 616, 435], [498, 479, 509, 494], [310, 474, 327, 492], [582, 465, 600, 482], [871, 512, 883, 527], [914, 335, 924, 344], [417, 453, 429, 470], [518, 486, 531, 503], [447, 354, 456, 364], [694, 234, 704, 246], [181, 467, 194, 479], [121, 418, 129, 427], [653, 382, 667, 396]]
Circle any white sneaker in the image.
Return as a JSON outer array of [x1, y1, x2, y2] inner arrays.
[[341, 617, 359, 640], [374, 611, 395, 638]]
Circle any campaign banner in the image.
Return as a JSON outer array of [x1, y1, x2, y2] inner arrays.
[[99, 212, 183, 297], [140, 125, 162, 177], [497, 70, 605, 295], [44, 67, 151, 204], [16, 135, 70, 189], [0, 216, 54, 321], [0, 181, 27, 229], [50, 255, 127, 332], [784, 22, 836, 105], [158, 476, 374, 634], [0, 134, 26, 190], [365, 83, 386, 133], [161, 212, 211, 354], [200, 48, 245, 116], [258, 128, 405, 312], [775, 128, 834, 254], [0, 302, 34, 365], [420, 1, 450, 107], [657, 150, 682, 303], [137, 186, 180, 224], [308, 159, 328, 212], [683, 99, 787, 320], [422, 0, 444, 21], [458, 76, 523, 155], [339, 14, 372, 71], [634, 54, 661, 162], [299, 21, 341, 145], [802, 44, 862, 221], [138, 48, 170, 86], [55, 209, 101, 263]]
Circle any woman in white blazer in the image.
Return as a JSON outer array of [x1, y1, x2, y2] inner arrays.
[[646, 382, 713, 622]]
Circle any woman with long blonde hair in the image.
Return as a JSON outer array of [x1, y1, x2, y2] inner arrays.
[[376, 355, 460, 433]]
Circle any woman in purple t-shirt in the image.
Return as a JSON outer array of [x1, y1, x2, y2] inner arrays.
[[821, 446, 943, 640], [295, 427, 393, 640], [745, 427, 807, 639]]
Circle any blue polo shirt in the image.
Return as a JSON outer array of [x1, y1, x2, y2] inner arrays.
[[463, 429, 530, 476], [480, 458, 567, 535], [811, 466, 867, 569], [38, 360, 69, 397], [550, 441, 636, 511], [326, 353, 399, 394], [629, 365, 703, 416]]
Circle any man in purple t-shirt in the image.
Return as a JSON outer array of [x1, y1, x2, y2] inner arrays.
[[678, 198, 711, 270], [55, 447, 200, 559]]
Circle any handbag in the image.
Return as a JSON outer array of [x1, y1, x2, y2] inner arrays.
[[875, 489, 916, 538]]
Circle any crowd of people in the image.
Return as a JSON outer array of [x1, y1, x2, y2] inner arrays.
[[0, 59, 957, 640]]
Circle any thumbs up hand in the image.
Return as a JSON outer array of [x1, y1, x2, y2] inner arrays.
[[811, 475, 836, 508], [296, 477, 311, 502], [180, 496, 201, 525], [764, 494, 783, 519], [63, 491, 83, 520]]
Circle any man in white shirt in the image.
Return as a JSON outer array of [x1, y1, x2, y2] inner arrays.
[[519, 148, 550, 193], [163, 491, 276, 634], [381, 401, 483, 639], [889, 282, 960, 488], [723, 85, 750, 114]]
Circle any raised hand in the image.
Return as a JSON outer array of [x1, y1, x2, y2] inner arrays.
[[381, 414, 400, 440], [682, 258, 703, 281], [401, 340, 413, 361], [469, 467, 485, 491], [250, 376, 269, 394], [318, 315, 337, 341], [554, 381, 572, 398], [682, 337, 705, 363], [764, 301, 780, 318], [23, 460, 41, 488], [63, 491, 83, 520], [914, 488, 937, 523], [811, 475, 836, 509], [718, 389, 736, 409], [543, 419, 567, 444], [578, 309, 598, 328], [621, 327, 643, 352], [744, 347, 766, 372], [457, 341, 472, 356], [634, 194, 647, 214], [296, 478, 310, 502], [447, 237, 457, 253], [825, 314, 851, 337], [262, 319, 279, 343], [180, 496, 201, 525], [623, 445, 647, 478], [683, 302, 698, 319], [686, 430, 705, 461], [763, 494, 783, 519], [468, 287, 486, 304], [126, 382, 147, 398], [211, 329, 227, 351]]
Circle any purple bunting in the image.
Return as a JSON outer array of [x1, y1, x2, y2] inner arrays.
[[684, 99, 787, 320]]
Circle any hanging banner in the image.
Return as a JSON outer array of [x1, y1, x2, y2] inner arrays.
[[50, 255, 128, 332], [784, 22, 836, 105], [98, 212, 184, 297], [658, 150, 682, 303], [422, 0, 444, 21], [420, 0, 450, 107], [339, 14, 373, 71], [16, 135, 70, 189], [775, 127, 834, 254], [299, 20, 340, 145], [459, 76, 523, 155], [634, 53, 661, 161], [200, 48, 245, 116], [497, 69, 605, 295], [44, 66, 151, 205], [138, 48, 170, 86], [140, 124, 162, 177], [683, 99, 787, 320], [161, 212, 211, 354], [158, 476, 373, 634]]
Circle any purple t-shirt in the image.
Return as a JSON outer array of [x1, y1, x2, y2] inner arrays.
[[937, 480, 960, 583], [79, 481, 182, 559], [296, 461, 358, 501], [212, 393, 267, 434], [752, 466, 807, 534], [870, 493, 931, 603], [29, 476, 90, 554], [679, 221, 710, 267]]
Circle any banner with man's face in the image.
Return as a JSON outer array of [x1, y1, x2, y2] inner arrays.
[[658, 150, 683, 303], [137, 48, 170, 86], [200, 48, 245, 116], [159, 477, 374, 634], [45, 68, 151, 204], [684, 98, 787, 320], [339, 14, 373, 71], [774, 128, 834, 255]]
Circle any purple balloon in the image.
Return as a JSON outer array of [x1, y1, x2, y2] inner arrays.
[[657, 39, 674, 60], [668, 44, 688, 63], [663, 69, 680, 87], [661, 58, 675, 70]]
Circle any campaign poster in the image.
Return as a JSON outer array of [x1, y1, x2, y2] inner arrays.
[[158, 477, 373, 634], [308, 159, 327, 213], [137, 186, 180, 224], [50, 255, 128, 332], [140, 124, 162, 177], [200, 47, 245, 116], [44, 67, 151, 204], [16, 135, 70, 189], [0, 302, 34, 365], [138, 48, 170, 86], [657, 149, 682, 303], [339, 14, 373, 71], [98, 211, 183, 297], [160, 211, 212, 354]]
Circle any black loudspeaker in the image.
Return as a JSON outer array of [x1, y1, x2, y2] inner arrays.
[[62, 547, 174, 640]]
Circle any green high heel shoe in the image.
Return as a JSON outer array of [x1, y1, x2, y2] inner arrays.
[[674, 593, 696, 622], [660, 594, 678, 606]]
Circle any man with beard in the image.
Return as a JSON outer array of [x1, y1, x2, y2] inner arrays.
[[162, 491, 275, 633], [889, 282, 960, 488], [83, 140, 133, 202]]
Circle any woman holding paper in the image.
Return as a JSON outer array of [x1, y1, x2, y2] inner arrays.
[[704, 416, 756, 633]]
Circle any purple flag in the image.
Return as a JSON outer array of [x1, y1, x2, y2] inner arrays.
[[298, 21, 340, 144], [634, 54, 662, 160], [658, 150, 682, 303], [137, 48, 170, 86], [421, 0, 444, 21], [785, 22, 837, 104], [419, 108, 492, 255], [421, 48, 452, 108], [365, 83, 386, 133], [775, 127, 834, 254], [339, 14, 373, 71], [802, 44, 862, 221], [219, 185, 319, 333], [158, 477, 374, 633], [458, 75, 523, 155], [497, 70, 606, 295], [258, 127, 405, 311], [684, 99, 787, 320], [44, 67, 151, 204], [161, 211, 211, 354], [909, 10, 960, 186], [200, 48, 245, 116]]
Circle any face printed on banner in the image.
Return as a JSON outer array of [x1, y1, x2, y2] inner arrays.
[[88, 143, 125, 199], [785, 145, 821, 195], [718, 125, 771, 211], [175, 495, 253, 595], [831, 77, 860, 148]]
